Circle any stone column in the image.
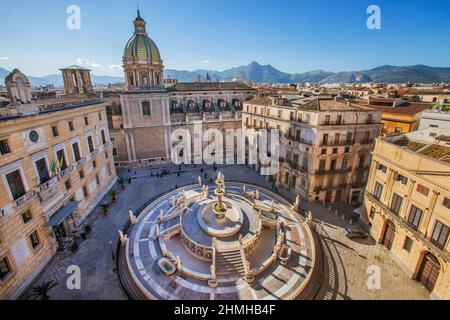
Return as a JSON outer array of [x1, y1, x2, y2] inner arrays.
[[125, 132, 133, 162], [420, 190, 440, 237], [367, 160, 379, 193], [400, 179, 416, 220]]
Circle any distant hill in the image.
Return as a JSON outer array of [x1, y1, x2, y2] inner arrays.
[[166, 62, 450, 84], [2, 63, 450, 87]]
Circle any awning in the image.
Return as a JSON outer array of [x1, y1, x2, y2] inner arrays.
[[48, 201, 81, 227]]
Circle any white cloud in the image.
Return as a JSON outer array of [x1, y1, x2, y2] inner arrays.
[[0, 56, 8, 60], [90, 63, 103, 68], [203, 59, 211, 64], [76, 58, 90, 65], [109, 64, 122, 71]]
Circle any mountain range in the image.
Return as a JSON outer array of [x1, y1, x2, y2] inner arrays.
[[2, 62, 450, 87]]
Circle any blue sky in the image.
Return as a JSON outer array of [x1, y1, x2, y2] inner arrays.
[[1, 0, 449, 76]]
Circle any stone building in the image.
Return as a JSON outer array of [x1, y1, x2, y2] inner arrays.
[[0, 69, 116, 299], [242, 97, 381, 204], [361, 129, 449, 299], [106, 11, 256, 165]]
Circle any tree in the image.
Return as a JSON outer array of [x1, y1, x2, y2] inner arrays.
[[27, 280, 58, 300], [117, 177, 126, 190], [100, 203, 110, 216], [109, 189, 119, 203]]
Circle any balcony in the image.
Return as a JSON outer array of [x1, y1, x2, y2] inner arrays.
[[320, 140, 353, 147], [316, 167, 352, 175], [15, 190, 37, 208]]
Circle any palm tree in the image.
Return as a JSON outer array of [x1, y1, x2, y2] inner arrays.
[[109, 189, 119, 203], [117, 177, 126, 190], [100, 203, 110, 216], [27, 280, 58, 300]]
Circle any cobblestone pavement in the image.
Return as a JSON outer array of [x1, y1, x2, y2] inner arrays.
[[22, 164, 430, 300]]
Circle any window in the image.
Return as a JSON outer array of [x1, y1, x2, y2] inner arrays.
[[322, 134, 329, 145], [87, 136, 94, 153], [83, 186, 89, 198], [84, 116, 89, 126], [330, 159, 337, 170], [95, 174, 100, 186], [369, 206, 376, 219], [0, 139, 11, 155], [98, 112, 102, 121], [397, 174, 408, 185], [325, 115, 330, 125], [443, 197, 450, 209], [431, 220, 449, 250], [22, 210, 32, 224], [65, 179, 72, 190], [336, 115, 342, 124], [142, 101, 151, 116], [112, 148, 118, 156], [373, 182, 383, 200], [344, 147, 350, 153], [100, 130, 106, 145], [342, 155, 349, 169], [92, 160, 96, 168], [395, 127, 402, 134], [79, 169, 84, 179], [332, 148, 338, 155], [72, 142, 81, 162], [407, 205, 423, 230], [35, 158, 50, 184], [367, 114, 373, 124], [334, 133, 340, 144], [68, 121, 74, 131], [378, 164, 387, 173], [5, 170, 26, 200], [403, 237, 413, 252], [321, 149, 327, 155], [390, 193, 403, 215], [0, 257, 11, 280], [319, 159, 326, 171], [105, 151, 109, 159], [29, 231, 40, 249], [51, 126, 59, 137], [56, 149, 67, 171]]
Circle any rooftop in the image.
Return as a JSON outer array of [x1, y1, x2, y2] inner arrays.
[[167, 82, 255, 93], [389, 128, 450, 163]]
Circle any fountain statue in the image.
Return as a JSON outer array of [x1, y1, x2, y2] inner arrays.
[[202, 184, 209, 198], [255, 189, 260, 200], [242, 184, 246, 194], [292, 195, 301, 212], [119, 230, 128, 246], [129, 210, 138, 225], [198, 176, 202, 186], [213, 172, 227, 220]]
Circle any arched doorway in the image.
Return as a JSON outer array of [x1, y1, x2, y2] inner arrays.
[[416, 252, 440, 292], [381, 220, 395, 250]]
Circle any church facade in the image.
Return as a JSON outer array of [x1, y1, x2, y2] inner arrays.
[[106, 11, 257, 165]]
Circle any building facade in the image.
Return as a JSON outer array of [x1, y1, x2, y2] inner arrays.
[[242, 97, 382, 204], [0, 68, 116, 299], [419, 109, 450, 130], [361, 130, 450, 299], [107, 11, 256, 165]]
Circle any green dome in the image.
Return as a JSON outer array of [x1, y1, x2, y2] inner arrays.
[[123, 34, 161, 62]]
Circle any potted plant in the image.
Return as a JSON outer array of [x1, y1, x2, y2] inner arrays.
[[117, 177, 126, 190], [27, 280, 58, 300], [100, 203, 110, 216], [109, 189, 119, 204]]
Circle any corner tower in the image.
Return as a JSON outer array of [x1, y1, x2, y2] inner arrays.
[[123, 9, 164, 89]]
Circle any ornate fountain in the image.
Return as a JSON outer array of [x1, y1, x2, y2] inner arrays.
[[213, 172, 227, 219]]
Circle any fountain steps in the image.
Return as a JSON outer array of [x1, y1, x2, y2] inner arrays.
[[216, 249, 246, 277]]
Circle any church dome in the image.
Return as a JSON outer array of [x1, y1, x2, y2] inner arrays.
[[123, 10, 162, 64], [124, 34, 161, 62]]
